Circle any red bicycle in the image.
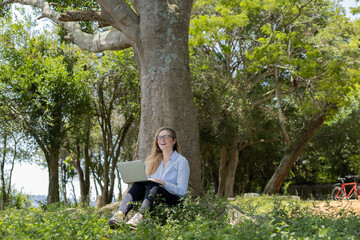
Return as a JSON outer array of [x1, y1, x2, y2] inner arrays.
[[331, 175, 360, 200]]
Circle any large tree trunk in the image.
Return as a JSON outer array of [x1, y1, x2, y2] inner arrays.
[[224, 138, 239, 197], [134, 1, 203, 195], [263, 112, 327, 194], [47, 148, 60, 203]]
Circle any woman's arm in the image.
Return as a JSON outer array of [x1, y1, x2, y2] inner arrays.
[[163, 156, 190, 197], [148, 178, 166, 187]]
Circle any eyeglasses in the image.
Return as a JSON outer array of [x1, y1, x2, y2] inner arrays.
[[156, 135, 173, 141]]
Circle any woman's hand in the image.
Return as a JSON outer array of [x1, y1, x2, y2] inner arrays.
[[148, 178, 166, 187]]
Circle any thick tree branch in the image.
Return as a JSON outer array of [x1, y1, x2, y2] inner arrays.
[[59, 10, 102, 22], [66, 29, 132, 53], [8, 0, 133, 52], [96, 0, 139, 42], [274, 67, 291, 147], [58, 10, 109, 28]]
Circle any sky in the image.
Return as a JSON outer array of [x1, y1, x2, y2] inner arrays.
[[9, 0, 360, 201], [13, 162, 49, 196], [342, 0, 359, 19]]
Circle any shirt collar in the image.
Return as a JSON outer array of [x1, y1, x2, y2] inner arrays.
[[169, 150, 179, 162]]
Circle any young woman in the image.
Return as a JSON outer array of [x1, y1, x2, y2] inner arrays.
[[108, 127, 190, 229]]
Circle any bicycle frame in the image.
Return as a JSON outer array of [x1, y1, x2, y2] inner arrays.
[[334, 182, 359, 200]]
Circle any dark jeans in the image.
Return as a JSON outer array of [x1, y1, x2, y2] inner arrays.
[[118, 181, 181, 215]]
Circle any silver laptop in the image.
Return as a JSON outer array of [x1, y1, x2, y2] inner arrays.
[[118, 160, 149, 184]]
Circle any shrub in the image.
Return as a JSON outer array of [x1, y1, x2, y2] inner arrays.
[[0, 194, 360, 239], [0, 189, 32, 209]]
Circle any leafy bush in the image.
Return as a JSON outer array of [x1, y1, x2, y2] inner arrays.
[[0, 194, 359, 239], [0, 189, 32, 209]]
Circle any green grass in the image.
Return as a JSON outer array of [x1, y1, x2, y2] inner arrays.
[[0, 195, 359, 239]]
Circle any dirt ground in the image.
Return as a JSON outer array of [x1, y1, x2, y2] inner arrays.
[[314, 200, 360, 214]]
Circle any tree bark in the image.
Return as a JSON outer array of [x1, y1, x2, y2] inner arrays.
[[1, 131, 8, 210], [263, 111, 328, 194], [83, 119, 91, 204], [217, 146, 228, 197], [225, 138, 239, 197], [47, 148, 60, 203]]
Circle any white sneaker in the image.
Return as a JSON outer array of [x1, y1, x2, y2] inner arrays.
[[108, 211, 125, 229], [126, 212, 144, 228]]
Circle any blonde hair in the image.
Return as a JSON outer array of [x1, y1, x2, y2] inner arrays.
[[146, 127, 179, 175]]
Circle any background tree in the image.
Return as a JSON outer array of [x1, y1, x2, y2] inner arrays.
[[190, 0, 284, 197], [0, 6, 140, 205], [0, 120, 31, 209], [70, 49, 139, 206], [262, 1, 360, 194], [0, 15, 92, 203], [190, 0, 360, 196], [0, 13, 37, 207], [296, 95, 360, 184]]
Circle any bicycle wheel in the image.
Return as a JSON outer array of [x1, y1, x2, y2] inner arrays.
[[331, 186, 346, 200]]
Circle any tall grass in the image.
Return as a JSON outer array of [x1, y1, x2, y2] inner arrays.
[[0, 194, 359, 239]]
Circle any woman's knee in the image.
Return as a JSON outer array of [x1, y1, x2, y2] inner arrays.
[[146, 183, 164, 197]]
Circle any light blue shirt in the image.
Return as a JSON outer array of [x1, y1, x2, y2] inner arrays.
[[148, 151, 190, 197]]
